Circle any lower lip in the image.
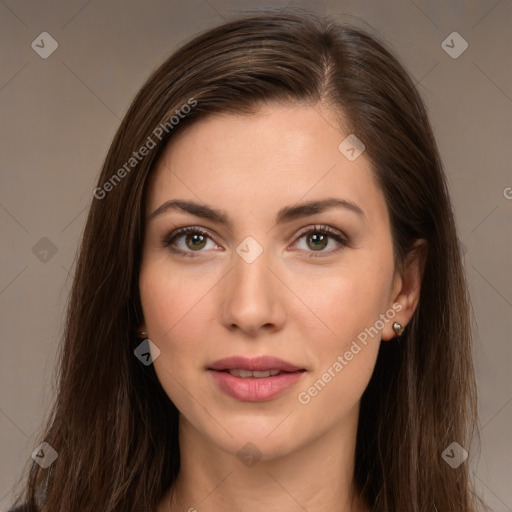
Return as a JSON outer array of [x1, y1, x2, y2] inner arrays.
[[208, 370, 305, 402]]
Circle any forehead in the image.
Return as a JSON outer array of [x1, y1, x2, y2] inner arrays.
[[145, 104, 387, 224]]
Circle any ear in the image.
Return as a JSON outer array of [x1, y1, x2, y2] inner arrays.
[[382, 239, 428, 341]]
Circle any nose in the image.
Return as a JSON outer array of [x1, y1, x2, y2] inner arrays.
[[220, 245, 286, 337]]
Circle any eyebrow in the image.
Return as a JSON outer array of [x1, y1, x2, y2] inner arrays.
[[147, 197, 365, 225]]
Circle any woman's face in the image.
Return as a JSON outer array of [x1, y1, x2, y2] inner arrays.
[[139, 103, 405, 460]]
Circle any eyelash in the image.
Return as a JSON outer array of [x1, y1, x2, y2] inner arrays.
[[162, 224, 350, 258]]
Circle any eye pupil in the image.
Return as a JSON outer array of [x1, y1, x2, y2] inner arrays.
[[307, 233, 328, 251], [186, 233, 206, 250]]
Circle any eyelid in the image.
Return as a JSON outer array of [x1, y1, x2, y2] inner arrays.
[[292, 224, 349, 245]]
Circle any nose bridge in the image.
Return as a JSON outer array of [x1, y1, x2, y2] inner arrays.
[[220, 238, 285, 333], [233, 243, 271, 293]]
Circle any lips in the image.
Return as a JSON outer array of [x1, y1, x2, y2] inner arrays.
[[207, 355, 306, 402]]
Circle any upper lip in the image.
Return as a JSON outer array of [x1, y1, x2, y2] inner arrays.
[[208, 356, 304, 372]]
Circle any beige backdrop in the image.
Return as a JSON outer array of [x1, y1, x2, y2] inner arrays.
[[1, 0, 511, 510]]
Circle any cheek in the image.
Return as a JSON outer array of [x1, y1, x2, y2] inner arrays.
[[292, 259, 392, 348], [138, 261, 215, 411], [290, 258, 391, 411], [293, 276, 384, 428], [138, 260, 216, 362]]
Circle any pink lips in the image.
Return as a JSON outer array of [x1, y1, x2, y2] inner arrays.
[[208, 355, 306, 402]]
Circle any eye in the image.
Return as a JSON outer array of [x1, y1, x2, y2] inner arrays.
[[162, 224, 350, 258], [162, 226, 220, 256], [291, 224, 349, 257]]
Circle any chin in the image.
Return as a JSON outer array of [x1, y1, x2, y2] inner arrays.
[[204, 416, 304, 462]]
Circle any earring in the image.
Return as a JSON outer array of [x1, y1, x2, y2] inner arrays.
[[136, 328, 148, 339], [392, 322, 404, 337]]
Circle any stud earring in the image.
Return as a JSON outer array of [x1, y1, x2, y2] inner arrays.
[[136, 328, 148, 339], [392, 322, 404, 337]]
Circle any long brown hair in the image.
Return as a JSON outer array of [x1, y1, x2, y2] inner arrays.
[[11, 9, 488, 512]]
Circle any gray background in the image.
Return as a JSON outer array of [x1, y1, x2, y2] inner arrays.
[[1, 0, 511, 510]]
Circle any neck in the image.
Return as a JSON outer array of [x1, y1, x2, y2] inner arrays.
[[158, 404, 369, 512]]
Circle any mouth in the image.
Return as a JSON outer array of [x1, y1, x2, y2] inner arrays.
[[207, 355, 306, 402], [214, 368, 303, 378]]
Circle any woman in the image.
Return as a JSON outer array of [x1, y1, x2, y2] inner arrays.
[[10, 10, 488, 512]]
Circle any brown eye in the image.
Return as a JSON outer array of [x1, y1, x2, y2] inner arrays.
[[292, 224, 349, 257], [185, 233, 207, 250], [306, 232, 328, 251], [163, 227, 218, 254]]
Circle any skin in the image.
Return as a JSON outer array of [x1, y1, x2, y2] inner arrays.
[[139, 102, 425, 512]]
